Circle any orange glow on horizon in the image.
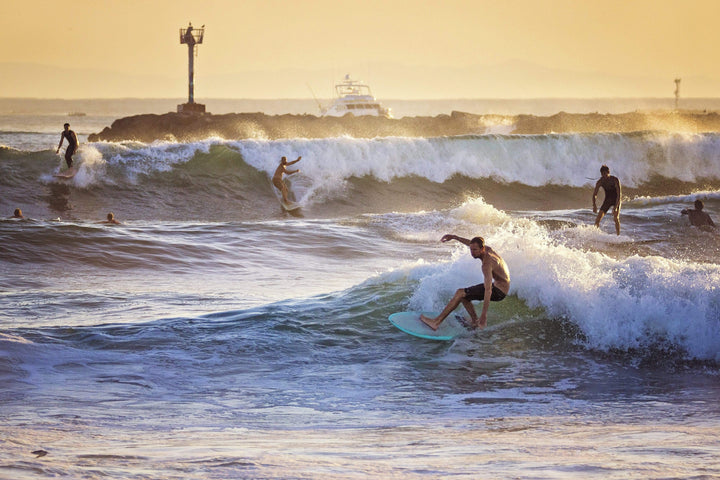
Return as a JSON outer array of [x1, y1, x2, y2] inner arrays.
[[1, 0, 719, 99]]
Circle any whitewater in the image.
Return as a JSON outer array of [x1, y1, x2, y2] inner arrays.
[[1, 109, 720, 479]]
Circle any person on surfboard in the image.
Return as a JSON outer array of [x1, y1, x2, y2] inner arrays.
[[592, 164, 622, 235], [272, 156, 301, 205], [421, 234, 510, 331], [56, 123, 79, 169]]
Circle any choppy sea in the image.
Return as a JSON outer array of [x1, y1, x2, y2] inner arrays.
[[1, 101, 719, 479]]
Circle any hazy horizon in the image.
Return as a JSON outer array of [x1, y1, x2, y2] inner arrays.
[[5, 97, 720, 119]]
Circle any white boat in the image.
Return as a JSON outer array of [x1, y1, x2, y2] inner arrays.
[[320, 74, 392, 118]]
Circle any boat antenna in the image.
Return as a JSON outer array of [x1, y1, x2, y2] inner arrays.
[[306, 83, 323, 113]]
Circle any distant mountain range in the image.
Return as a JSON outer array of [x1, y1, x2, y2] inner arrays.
[[2, 60, 718, 99]]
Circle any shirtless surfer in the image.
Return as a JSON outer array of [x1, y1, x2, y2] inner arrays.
[[681, 200, 716, 230], [100, 212, 121, 225], [56, 123, 79, 169], [592, 164, 622, 235], [421, 234, 510, 330], [272, 156, 301, 204]]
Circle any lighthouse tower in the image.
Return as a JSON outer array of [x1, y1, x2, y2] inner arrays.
[[177, 22, 206, 114]]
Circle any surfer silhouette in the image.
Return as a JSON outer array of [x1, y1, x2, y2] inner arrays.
[[56, 123, 79, 169], [592, 164, 622, 235], [420, 234, 510, 330], [272, 156, 301, 204], [681, 200, 715, 230]]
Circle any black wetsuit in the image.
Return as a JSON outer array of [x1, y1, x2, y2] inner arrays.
[[598, 175, 619, 213], [62, 129, 78, 167]]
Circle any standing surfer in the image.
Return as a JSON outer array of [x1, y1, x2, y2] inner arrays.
[[272, 156, 301, 204], [592, 164, 622, 235], [420, 234, 510, 330], [56, 123, 79, 169]]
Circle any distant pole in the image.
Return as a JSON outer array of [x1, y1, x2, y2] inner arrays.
[[674, 78, 681, 110], [178, 22, 206, 114], [187, 32, 195, 103]]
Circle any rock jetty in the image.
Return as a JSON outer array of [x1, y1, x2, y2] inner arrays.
[[88, 110, 720, 143]]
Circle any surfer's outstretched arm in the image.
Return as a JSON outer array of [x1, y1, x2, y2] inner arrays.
[[440, 234, 471, 245], [286, 156, 301, 166]]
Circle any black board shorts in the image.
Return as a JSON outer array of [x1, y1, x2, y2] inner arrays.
[[599, 193, 617, 213], [65, 144, 77, 167], [464, 284, 507, 302]]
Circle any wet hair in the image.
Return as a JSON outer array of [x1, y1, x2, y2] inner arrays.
[[469, 236, 485, 248], [14, 208, 22, 217], [64, 123, 70, 128], [695, 199, 704, 210], [107, 212, 114, 221], [600, 165, 610, 174], [281, 156, 287, 164]]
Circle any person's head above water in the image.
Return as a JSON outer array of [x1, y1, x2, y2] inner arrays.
[[695, 199, 704, 210], [600, 165, 610, 175]]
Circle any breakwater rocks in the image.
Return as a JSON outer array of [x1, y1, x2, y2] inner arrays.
[[88, 110, 720, 143]]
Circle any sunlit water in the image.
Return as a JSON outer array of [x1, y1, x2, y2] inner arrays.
[[1, 106, 720, 479]]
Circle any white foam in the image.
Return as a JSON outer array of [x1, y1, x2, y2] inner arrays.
[[631, 189, 720, 206], [231, 132, 720, 197], [82, 132, 720, 200]]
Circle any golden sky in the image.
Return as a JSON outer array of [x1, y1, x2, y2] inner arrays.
[[2, 0, 719, 98]]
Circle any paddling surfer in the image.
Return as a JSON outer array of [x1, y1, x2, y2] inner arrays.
[[592, 164, 622, 235], [272, 156, 301, 204], [421, 234, 510, 330], [100, 212, 121, 225], [681, 200, 715, 230], [56, 123, 79, 169]]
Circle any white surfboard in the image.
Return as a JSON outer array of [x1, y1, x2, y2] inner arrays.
[[53, 167, 77, 179], [388, 311, 469, 341], [281, 200, 301, 211], [270, 178, 300, 211]]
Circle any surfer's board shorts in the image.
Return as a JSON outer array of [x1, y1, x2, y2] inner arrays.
[[599, 194, 618, 213], [65, 144, 77, 167], [464, 284, 507, 302]]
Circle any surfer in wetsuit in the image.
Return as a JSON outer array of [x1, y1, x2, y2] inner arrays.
[[420, 234, 510, 331], [56, 123, 79, 169], [592, 164, 622, 235], [681, 199, 715, 230], [272, 156, 301, 204]]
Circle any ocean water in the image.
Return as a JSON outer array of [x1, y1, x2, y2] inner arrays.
[[1, 103, 720, 479]]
